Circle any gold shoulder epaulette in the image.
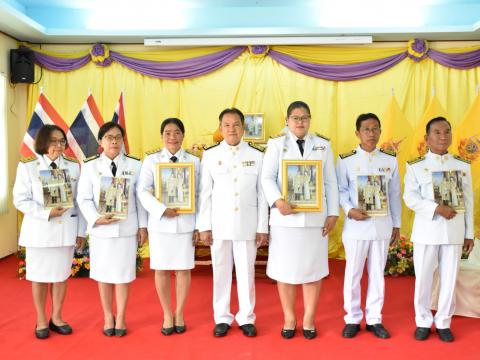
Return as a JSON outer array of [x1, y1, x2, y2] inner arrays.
[[145, 147, 161, 156], [83, 154, 99, 163], [453, 154, 471, 164], [185, 149, 200, 158], [62, 155, 78, 163], [20, 156, 36, 163], [203, 142, 220, 151], [269, 132, 285, 139], [315, 132, 330, 141], [339, 150, 357, 159], [380, 148, 396, 157], [407, 156, 425, 165], [248, 142, 265, 152], [125, 154, 140, 161]]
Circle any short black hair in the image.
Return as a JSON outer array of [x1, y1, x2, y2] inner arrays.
[[356, 113, 381, 131], [219, 108, 245, 125], [287, 101, 311, 118], [426, 116, 451, 134], [34, 124, 68, 155], [161, 118, 185, 135], [98, 121, 125, 141]]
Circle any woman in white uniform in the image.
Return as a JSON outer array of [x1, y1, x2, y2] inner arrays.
[[261, 101, 339, 339], [77, 122, 148, 337], [137, 118, 200, 335], [13, 124, 86, 339]]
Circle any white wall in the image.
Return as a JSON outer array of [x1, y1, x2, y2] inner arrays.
[[0, 33, 28, 258]]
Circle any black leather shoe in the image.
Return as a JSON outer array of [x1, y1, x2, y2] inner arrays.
[[436, 328, 454, 342], [49, 320, 72, 335], [35, 326, 49, 340], [103, 327, 115, 337], [174, 324, 186, 334], [366, 323, 390, 339], [302, 328, 317, 340], [239, 324, 257, 337], [213, 323, 231, 337], [161, 326, 175, 336], [281, 320, 297, 339], [342, 324, 361, 338], [115, 328, 127, 337], [414, 327, 431, 340]]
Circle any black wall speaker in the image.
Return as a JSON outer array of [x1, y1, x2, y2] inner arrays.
[[10, 49, 35, 84]]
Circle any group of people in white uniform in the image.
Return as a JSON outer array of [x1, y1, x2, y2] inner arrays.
[[13, 101, 475, 344]]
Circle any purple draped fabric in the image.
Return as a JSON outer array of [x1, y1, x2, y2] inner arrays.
[[33, 51, 91, 72], [33, 46, 246, 79], [110, 46, 245, 79], [428, 48, 480, 69], [31, 43, 480, 81], [268, 50, 408, 81]]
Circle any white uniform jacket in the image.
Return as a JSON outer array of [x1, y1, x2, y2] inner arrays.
[[197, 140, 269, 240], [137, 148, 200, 234], [13, 154, 86, 247], [336, 146, 401, 240], [77, 153, 148, 238], [403, 151, 473, 245], [261, 131, 339, 227]]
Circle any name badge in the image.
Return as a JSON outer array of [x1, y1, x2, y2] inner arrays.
[[378, 167, 391, 173], [242, 161, 256, 167], [121, 170, 134, 176], [313, 146, 325, 151]]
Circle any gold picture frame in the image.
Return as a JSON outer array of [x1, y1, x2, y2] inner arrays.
[[281, 160, 322, 212], [155, 162, 195, 214], [243, 113, 265, 143]]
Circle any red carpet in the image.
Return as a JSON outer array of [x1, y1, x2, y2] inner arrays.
[[0, 255, 478, 360]]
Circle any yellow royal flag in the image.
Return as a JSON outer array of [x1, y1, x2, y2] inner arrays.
[[408, 96, 447, 160], [379, 95, 413, 178], [452, 94, 480, 230]]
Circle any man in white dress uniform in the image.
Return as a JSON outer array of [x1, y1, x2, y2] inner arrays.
[[198, 108, 269, 338], [336, 113, 401, 339], [404, 117, 474, 342]]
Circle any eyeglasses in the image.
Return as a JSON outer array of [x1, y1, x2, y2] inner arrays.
[[49, 139, 67, 146], [103, 135, 123, 142], [359, 127, 380, 134], [289, 115, 311, 123]]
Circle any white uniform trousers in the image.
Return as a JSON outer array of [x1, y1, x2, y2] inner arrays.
[[343, 237, 389, 325], [211, 239, 257, 326], [413, 243, 461, 329]]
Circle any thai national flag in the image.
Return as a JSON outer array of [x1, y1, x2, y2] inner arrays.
[[20, 93, 76, 159], [111, 92, 129, 153], [68, 94, 104, 162]]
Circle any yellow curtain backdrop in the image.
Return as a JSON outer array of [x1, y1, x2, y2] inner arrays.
[[25, 43, 480, 258]]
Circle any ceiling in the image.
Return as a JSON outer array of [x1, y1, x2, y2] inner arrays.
[[1, 0, 480, 44]]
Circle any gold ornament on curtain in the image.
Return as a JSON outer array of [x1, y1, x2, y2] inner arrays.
[[90, 43, 113, 66], [407, 39, 429, 62], [458, 137, 480, 161], [248, 45, 270, 58]]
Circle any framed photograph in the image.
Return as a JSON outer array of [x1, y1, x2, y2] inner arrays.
[[357, 174, 388, 216], [281, 160, 322, 212], [40, 169, 74, 209], [98, 176, 130, 219], [432, 170, 465, 213], [155, 162, 195, 214], [243, 113, 265, 143]]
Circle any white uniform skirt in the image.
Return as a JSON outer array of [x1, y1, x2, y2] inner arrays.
[[26, 246, 74, 283], [267, 226, 329, 284], [89, 235, 137, 284], [149, 232, 195, 270]]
